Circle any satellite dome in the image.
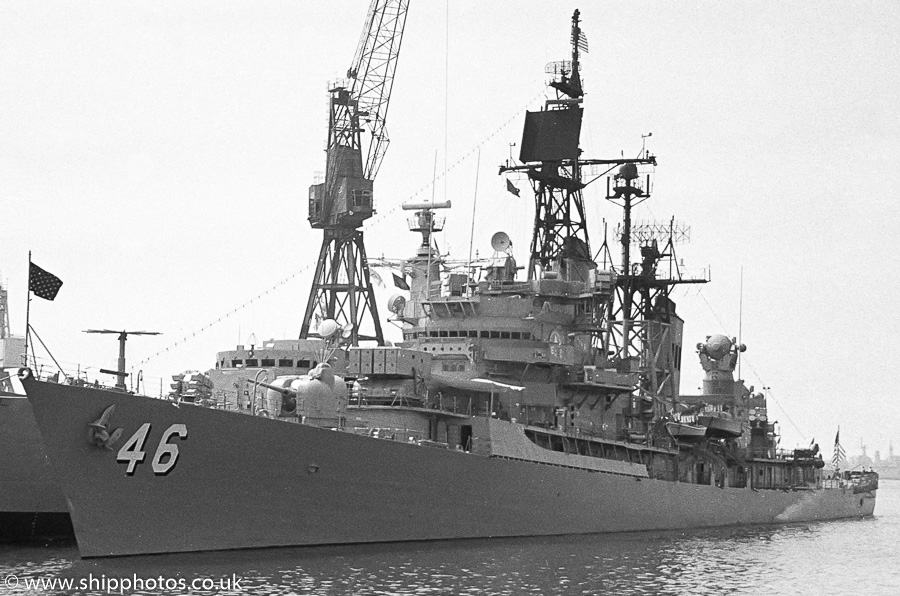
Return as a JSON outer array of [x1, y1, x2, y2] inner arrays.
[[617, 162, 638, 181], [704, 334, 732, 360], [318, 319, 340, 338]]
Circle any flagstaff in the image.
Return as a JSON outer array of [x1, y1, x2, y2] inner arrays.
[[833, 427, 846, 474], [24, 251, 31, 367], [24, 254, 64, 370]]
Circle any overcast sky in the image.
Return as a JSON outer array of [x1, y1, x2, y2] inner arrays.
[[2, 1, 899, 456]]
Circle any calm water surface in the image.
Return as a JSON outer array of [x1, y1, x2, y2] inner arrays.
[[3, 479, 899, 595]]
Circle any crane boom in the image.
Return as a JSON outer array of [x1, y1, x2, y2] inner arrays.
[[350, 0, 409, 180]]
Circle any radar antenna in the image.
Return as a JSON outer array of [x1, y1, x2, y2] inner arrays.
[[83, 329, 161, 390], [499, 10, 655, 282]]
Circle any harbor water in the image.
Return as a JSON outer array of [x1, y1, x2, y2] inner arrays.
[[2, 479, 898, 595]]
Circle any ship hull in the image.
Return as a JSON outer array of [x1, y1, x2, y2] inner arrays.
[[0, 394, 71, 538], [24, 378, 876, 558]]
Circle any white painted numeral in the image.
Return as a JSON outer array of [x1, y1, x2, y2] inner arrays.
[[117, 423, 188, 476], [152, 424, 188, 475], [116, 423, 151, 475]]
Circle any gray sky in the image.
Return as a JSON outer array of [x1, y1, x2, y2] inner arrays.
[[2, 1, 898, 456]]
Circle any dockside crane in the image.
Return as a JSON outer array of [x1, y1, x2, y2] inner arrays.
[[301, 0, 410, 345]]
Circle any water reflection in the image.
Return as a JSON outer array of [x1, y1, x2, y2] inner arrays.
[[1, 493, 897, 596]]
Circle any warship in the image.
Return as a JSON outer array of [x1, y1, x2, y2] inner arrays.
[[0, 280, 69, 538], [22, 7, 877, 557]]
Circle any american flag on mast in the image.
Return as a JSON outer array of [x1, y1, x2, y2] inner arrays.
[[832, 427, 846, 469], [577, 30, 589, 53], [24, 254, 64, 368], [29, 261, 63, 301]]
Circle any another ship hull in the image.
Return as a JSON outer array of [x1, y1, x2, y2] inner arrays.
[[24, 379, 876, 558], [0, 393, 71, 538]]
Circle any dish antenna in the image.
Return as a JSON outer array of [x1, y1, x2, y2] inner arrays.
[[387, 294, 407, 316], [491, 231, 512, 253]]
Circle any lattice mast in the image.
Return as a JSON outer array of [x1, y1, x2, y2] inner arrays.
[[524, 9, 589, 282], [602, 169, 707, 423], [499, 11, 663, 435], [500, 11, 654, 282], [302, 0, 410, 345], [0, 281, 9, 340]]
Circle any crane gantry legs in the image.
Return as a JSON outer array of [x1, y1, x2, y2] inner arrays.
[[300, 228, 384, 345]]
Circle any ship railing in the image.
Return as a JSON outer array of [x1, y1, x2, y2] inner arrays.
[[353, 426, 425, 444], [664, 266, 710, 284], [773, 447, 826, 463], [569, 425, 616, 442], [823, 477, 846, 489], [206, 399, 242, 412], [477, 280, 534, 295], [24, 355, 174, 397], [559, 423, 670, 448]]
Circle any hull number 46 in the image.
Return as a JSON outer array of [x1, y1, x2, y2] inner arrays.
[[116, 423, 188, 476]]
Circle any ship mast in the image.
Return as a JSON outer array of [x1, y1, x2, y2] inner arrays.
[[499, 11, 654, 376], [0, 281, 9, 340], [301, 0, 410, 345], [602, 172, 706, 426], [83, 329, 161, 390], [0, 281, 12, 391], [499, 10, 654, 283], [500, 10, 709, 439]]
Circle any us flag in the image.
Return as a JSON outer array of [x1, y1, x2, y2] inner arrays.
[[832, 428, 846, 469], [29, 262, 63, 301]]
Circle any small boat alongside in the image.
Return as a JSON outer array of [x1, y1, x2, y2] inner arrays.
[[666, 421, 707, 443], [699, 413, 742, 439]]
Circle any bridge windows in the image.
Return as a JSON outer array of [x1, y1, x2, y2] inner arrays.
[[407, 330, 536, 340]]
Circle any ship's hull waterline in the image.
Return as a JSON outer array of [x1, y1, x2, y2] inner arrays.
[[23, 378, 875, 558]]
